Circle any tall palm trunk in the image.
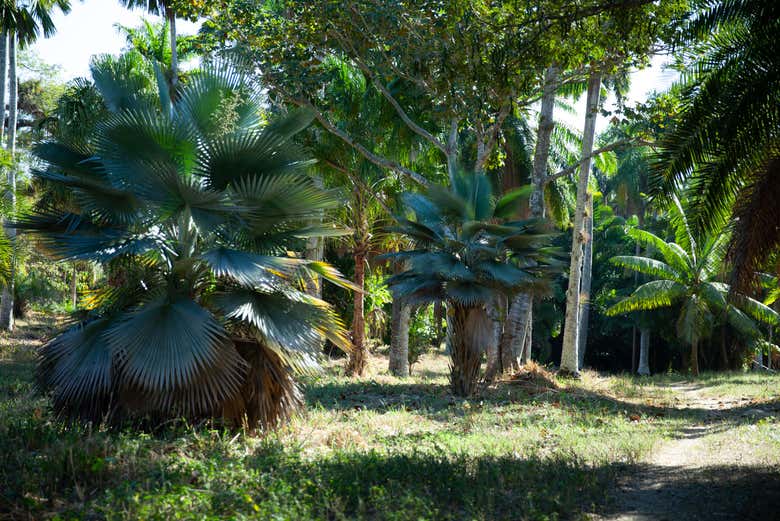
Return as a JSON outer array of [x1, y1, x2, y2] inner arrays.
[[0, 31, 7, 145], [166, 8, 178, 95], [346, 201, 369, 376], [690, 337, 699, 377], [560, 71, 601, 375], [389, 296, 410, 376], [638, 328, 650, 375], [0, 32, 17, 331], [70, 263, 78, 307], [521, 315, 533, 364], [499, 65, 559, 373], [577, 193, 594, 370], [449, 304, 487, 396], [389, 262, 410, 377]]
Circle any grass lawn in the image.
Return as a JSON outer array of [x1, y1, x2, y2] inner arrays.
[[1, 314, 778, 520]]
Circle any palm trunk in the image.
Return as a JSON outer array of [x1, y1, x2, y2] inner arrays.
[[499, 66, 559, 372], [167, 9, 178, 96], [690, 337, 700, 377], [389, 293, 410, 377], [0, 31, 7, 145], [449, 304, 486, 396], [638, 328, 650, 375], [0, 33, 17, 332], [346, 248, 367, 376], [560, 71, 601, 375], [577, 193, 594, 370]]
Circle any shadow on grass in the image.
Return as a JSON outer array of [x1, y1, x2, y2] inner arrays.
[[600, 463, 780, 521]]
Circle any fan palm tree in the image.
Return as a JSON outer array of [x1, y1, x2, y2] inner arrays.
[[386, 173, 563, 395], [22, 61, 352, 427], [652, 0, 780, 291], [606, 202, 779, 376]]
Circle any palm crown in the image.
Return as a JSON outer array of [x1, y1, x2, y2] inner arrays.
[[23, 61, 352, 426], [607, 201, 778, 375], [386, 172, 563, 394]]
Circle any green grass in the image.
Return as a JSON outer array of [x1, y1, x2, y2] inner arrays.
[[1, 315, 778, 520]]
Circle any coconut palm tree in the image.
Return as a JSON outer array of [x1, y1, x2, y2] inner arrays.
[[606, 202, 779, 376], [22, 61, 352, 427], [115, 17, 197, 77], [386, 173, 563, 395], [652, 0, 780, 291], [0, 0, 71, 331]]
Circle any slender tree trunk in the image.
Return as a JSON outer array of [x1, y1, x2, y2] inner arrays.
[[719, 326, 729, 370], [346, 246, 368, 376], [499, 294, 530, 373], [70, 264, 78, 307], [0, 31, 7, 146], [346, 200, 369, 376], [690, 338, 699, 377], [167, 9, 178, 96], [521, 309, 533, 365], [433, 300, 444, 346], [560, 71, 601, 375], [389, 293, 410, 377], [449, 304, 487, 396], [0, 33, 17, 331], [577, 193, 594, 370], [638, 328, 650, 375], [484, 295, 504, 382], [499, 66, 559, 372]]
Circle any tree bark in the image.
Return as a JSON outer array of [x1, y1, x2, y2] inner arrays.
[[638, 328, 650, 375], [389, 293, 410, 377], [483, 295, 504, 382], [499, 66, 559, 373], [346, 246, 368, 376], [0, 33, 17, 332], [449, 304, 487, 396], [433, 300, 444, 347], [0, 31, 7, 145], [70, 264, 78, 307], [521, 308, 533, 365], [577, 193, 594, 370], [167, 8, 178, 96], [690, 338, 700, 377], [560, 71, 601, 375]]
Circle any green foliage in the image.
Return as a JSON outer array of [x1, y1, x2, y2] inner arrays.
[[408, 304, 439, 372], [652, 0, 780, 287], [606, 202, 779, 364], [23, 60, 351, 427]]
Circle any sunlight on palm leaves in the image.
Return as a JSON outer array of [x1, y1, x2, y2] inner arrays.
[[24, 61, 351, 428]]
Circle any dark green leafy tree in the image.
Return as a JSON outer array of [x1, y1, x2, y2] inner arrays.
[[386, 173, 563, 395], [652, 0, 780, 290], [22, 61, 352, 427], [606, 201, 779, 376]]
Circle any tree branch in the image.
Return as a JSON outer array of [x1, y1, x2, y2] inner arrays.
[[296, 98, 430, 188], [329, 28, 449, 156], [544, 138, 652, 184], [321, 158, 395, 216]]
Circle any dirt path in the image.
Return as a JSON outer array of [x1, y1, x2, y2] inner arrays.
[[599, 383, 780, 521]]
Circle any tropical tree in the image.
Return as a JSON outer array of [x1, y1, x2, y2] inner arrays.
[[0, 0, 71, 331], [118, 0, 206, 94], [652, 0, 780, 291], [606, 202, 779, 376], [116, 17, 198, 76], [22, 62, 352, 427], [386, 173, 562, 395]]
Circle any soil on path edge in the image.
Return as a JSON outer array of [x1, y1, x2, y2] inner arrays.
[[597, 383, 780, 521]]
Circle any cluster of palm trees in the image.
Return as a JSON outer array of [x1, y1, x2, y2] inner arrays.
[[9, 0, 780, 430]]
